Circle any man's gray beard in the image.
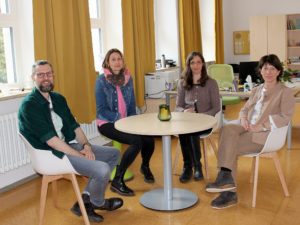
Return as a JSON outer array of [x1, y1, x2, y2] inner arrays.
[[38, 83, 54, 93]]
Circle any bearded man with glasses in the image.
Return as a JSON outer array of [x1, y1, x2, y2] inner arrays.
[[18, 60, 123, 223]]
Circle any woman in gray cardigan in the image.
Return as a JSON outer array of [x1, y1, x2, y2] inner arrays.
[[206, 54, 295, 209], [175, 52, 220, 183]]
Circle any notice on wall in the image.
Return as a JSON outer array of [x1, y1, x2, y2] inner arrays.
[[233, 31, 250, 55]]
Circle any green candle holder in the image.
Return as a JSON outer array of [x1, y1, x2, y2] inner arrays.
[[158, 104, 171, 121]]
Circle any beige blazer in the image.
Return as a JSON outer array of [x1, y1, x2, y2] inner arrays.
[[239, 82, 295, 145]]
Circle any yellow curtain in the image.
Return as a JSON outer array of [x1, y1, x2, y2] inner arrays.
[[122, 0, 155, 107], [215, 0, 224, 63], [178, 0, 202, 68], [33, 0, 96, 123]]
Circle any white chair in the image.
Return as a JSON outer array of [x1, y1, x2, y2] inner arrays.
[[19, 133, 90, 225], [172, 109, 222, 179], [242, 124, 290, 207]]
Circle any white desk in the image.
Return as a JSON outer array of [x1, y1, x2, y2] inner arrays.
[[219, 90, 251, 98], [165, 90, 251, 105], [165, 84, 300, 104], [115, 112, 216, 211]]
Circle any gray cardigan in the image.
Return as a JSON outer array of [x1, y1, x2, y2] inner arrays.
[[175, 78, 220, 116]]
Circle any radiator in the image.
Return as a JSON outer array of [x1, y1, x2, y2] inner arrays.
[[0, 112, 100, 174], [0, 112, 29, 173], [80, 120, 99, 140]]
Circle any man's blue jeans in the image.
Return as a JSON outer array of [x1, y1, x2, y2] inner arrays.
[[67, 143, 120, 207]]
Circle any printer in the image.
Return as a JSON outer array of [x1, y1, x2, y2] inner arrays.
[[145, 67, 180, 98]]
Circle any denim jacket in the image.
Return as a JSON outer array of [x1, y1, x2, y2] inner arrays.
[[95, 71, 137, 123]]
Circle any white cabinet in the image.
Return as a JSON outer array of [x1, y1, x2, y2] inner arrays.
[[250, 15, 287, 62]]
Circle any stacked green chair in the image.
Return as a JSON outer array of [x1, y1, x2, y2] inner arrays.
[[208, 64, 241, 121], [110, 140, 134, 181]]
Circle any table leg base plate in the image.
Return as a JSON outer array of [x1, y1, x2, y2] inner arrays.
[[140, 188, 198, 211]]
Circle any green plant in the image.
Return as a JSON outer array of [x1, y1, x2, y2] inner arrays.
[[280, 66, 299, 83]]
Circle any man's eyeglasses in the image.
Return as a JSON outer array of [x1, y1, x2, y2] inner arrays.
[[36, 71, 54, 78]]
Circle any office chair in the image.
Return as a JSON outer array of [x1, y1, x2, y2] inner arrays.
[[208, 64, 241, 107]]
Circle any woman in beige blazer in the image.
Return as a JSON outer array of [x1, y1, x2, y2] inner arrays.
[[205, 54, 295, 209]]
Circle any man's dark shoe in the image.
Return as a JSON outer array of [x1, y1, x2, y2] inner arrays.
[[194, 166, 204, 181], [94, 198, 123, 211], [70, 201, 104, 223], [110, 179, 135, 196], [140, 165, 155, 183], [206, 170, 236, 192], [211, 191, 238, 209], [179, 167, 193, 183]]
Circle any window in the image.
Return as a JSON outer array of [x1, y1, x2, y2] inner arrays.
[[0, 27, 15, 83], [0, 0, 34, 89], [199, 0, 215, 62], [89, 0, 104, 73], [0, 0, 9, 14], [0, 0, 15, 84], [0, 0, 106, 90]]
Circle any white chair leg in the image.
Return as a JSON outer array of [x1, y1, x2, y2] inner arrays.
[[252, 156, 260, 208], [271, 153, 290, 197]]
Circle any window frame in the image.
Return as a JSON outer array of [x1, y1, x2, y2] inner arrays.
[[89, 0, 105, 73], [1, 0, 105, 91], [0, 0, 34, 89], [0, 0, 17, 84]]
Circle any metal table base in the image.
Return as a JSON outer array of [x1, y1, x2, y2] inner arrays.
[[140, 135, 199, 211], [140, 188, 198, 211]]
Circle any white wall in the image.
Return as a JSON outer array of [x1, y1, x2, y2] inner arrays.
[[223, 0, 299, 64]]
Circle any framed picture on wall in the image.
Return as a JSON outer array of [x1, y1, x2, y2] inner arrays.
[[233, 31, 250, 55]]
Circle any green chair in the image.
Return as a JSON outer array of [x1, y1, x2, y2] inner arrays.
[[110, 140, 134, 181], [208, 64, 241, 123]]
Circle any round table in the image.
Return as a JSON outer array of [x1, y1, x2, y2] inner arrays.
[[115, 112, 217, 211]]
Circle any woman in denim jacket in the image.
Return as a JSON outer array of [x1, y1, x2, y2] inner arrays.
[[95, 48, 155, 197]]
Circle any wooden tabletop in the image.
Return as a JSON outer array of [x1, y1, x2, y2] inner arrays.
[[115, 112, 217, 136]]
